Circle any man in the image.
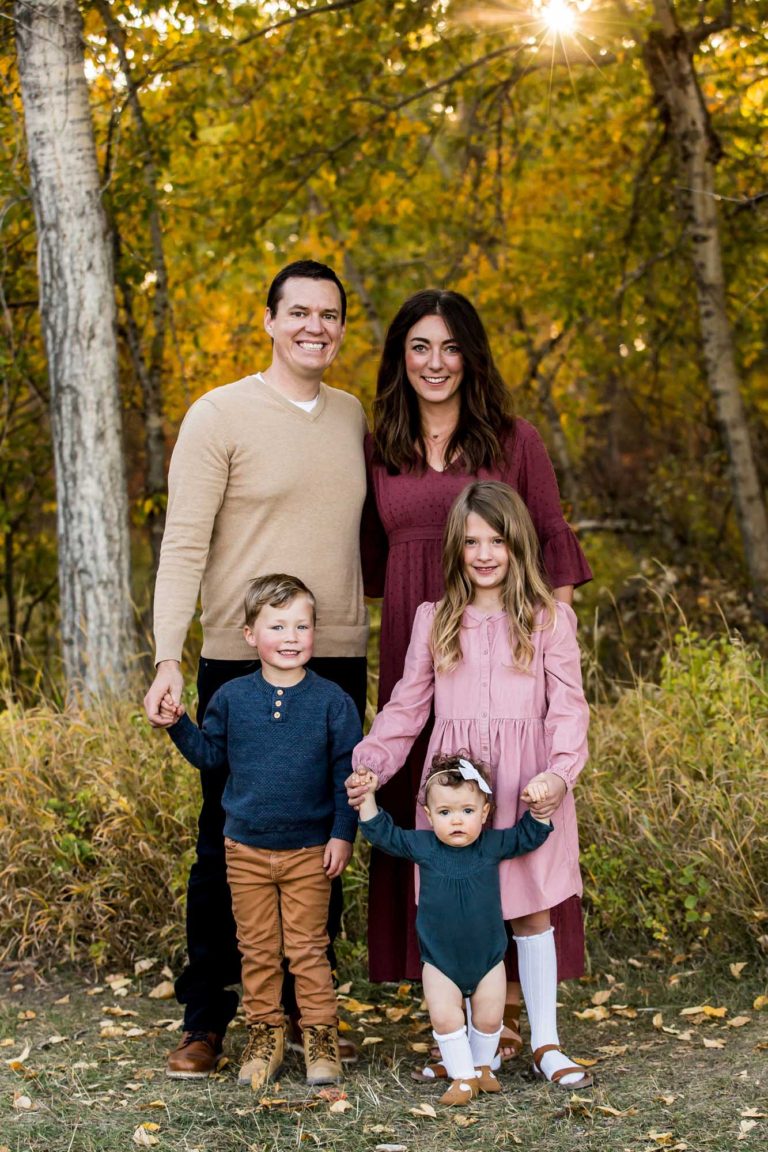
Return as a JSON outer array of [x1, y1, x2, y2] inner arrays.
[[144, 260, 369, 1078]]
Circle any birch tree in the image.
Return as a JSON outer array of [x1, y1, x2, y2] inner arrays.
[[15, 0, 135, 697], [643, 0, 768, 616]]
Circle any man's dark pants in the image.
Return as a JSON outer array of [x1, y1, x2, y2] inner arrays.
[[175, 655, 368, 1034]]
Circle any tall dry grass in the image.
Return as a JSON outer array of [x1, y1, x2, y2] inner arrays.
[[0, 623, 766, 968], [581, 627, 768, 953], [0, 691, 197, 966]]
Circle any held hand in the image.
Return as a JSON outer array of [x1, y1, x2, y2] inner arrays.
[[158, 691, 185, 725], [521, 772, 567, 819], [144, 661, 184, 728], [324, 837, 353, 879], [345, 765, 378, 809]]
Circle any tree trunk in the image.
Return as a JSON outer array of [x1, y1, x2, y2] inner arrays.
[[15, 0, 135, 698], [644, 0, 768, 616]]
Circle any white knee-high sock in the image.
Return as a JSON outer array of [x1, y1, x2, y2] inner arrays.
[[514, 927, 583, 1086], [468, 1025, 502, 1068], [432, 1027, 476, 1080]]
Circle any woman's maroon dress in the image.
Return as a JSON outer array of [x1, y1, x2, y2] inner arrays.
[[361, 419, 593, 983]]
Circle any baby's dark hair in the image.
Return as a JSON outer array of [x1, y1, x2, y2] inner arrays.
[[422, 751, 493, 807]]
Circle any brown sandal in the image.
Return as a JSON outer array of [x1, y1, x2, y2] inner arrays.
[[439, 1076, 480, 1106], [497, 1002, 523, 1061], [532, 1043, 594, 1090], [475, 1064, 502, 1093], [411, 1060, 448, 1083]]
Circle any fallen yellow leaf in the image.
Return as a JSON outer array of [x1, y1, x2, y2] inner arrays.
[[591, 989, 612, 1006], [409, 1102, 437, 1118], [573, 1006, 609, 1021], [754, 995, 768, 1011], [702, 1037, 726, 1049], [573, 1057, 599, 1067], [730, 962, 747, 979], [329, 1099, 352, 1113], [728, 1016, 751, 1028], [4, 1043, 31, 1066], [337, 1019, 352, 1032], [410, 1042, 429, 1053], [361, 1036, 383, 1045], [148, 980, 175, 1000], [652, 1013, 664, 1030], [654, 1094, 678, 1105], [337, 997, 375, 1013], [738, 1119, 758, 1140], [385, 1006, 412, 1022], [647, 1131, 674, 1145], [336, 981, 352, 995], [132, 1127, 159, 1148], [12, 1092, 33, 1111], [134, 958, 158, 975], [741, 1108, 767, 1118], [612, 1006, 638, 1019], [596, 1105, 638, 1117], [454, 1114, 478, 1126]]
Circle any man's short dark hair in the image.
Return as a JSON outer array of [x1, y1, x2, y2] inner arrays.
[[266, 260, 347, 323]]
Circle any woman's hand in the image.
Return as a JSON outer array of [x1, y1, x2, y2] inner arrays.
[[521, 772, 567, 819], [345, 765, 378, 809]]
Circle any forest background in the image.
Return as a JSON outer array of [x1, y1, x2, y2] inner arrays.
[[0, 0, 767, 977]]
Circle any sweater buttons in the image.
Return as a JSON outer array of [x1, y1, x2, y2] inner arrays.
[[273, 712, 281, 719], [277, 688, 284, 695], [275, 699, 282, 707]]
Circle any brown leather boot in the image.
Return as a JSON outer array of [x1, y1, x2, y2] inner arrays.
[[165, 1031, 223, 1079]]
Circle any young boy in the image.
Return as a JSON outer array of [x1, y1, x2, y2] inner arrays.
[[162, 574, 361, 1090], [352, 754, 552, 1106]]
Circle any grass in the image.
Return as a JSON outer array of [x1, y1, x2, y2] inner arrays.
[[1, 953, 766, 1151]]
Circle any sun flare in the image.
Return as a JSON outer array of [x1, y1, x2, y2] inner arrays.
[[537, 0, 578, 37]]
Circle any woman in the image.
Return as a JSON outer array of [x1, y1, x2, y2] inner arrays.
[[360, 290, 592, 1064]]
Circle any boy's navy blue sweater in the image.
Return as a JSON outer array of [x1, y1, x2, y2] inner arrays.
[[168, 669, 361, 849]]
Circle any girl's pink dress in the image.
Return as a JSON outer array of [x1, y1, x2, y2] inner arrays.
[[361, 420, 592, 981], [353, 601, 589, 920]]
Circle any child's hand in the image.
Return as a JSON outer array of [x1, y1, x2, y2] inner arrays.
[[324, 837, 353, 879], [345, 765, 378, 809], [159, 691, 185, 725], [522, 772, 566, 819]]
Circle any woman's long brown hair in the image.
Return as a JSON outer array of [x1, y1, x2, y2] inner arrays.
[[372, 290, 514, 473]]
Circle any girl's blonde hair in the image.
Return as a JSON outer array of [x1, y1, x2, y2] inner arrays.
[[432, 481, 555, 673]]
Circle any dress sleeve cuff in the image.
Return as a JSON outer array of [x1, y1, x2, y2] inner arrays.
[[542, 527, 593, 589]]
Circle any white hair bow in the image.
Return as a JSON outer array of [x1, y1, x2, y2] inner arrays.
[[458, 757, 493, 795]]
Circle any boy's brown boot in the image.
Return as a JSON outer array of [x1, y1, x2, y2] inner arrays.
[[303, 1024, 342, 1085], [475, 1064, 502, 1093], [439, 1075, 480, 1106], [238, 1022, 285, 1090]]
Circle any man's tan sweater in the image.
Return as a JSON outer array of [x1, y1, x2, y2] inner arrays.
[[153, 374, 369, 663]]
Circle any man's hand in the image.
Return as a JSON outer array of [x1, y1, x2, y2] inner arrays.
[[324, 837, 353, 879], [345, 765, 378, 809], [144, 660, 184, 728], [521, 772, 567, 819]]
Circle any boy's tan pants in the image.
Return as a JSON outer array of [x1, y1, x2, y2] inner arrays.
[[224, 839, 338, 1027]]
